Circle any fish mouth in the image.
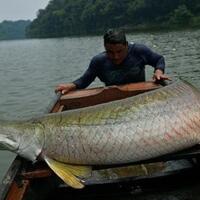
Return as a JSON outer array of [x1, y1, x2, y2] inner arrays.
[[0, 136, 19, 151]]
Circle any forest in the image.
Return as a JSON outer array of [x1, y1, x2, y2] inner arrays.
[[0, 20, 31, 40], [0, 1, 199, 40], [26, 0, 200, 38]]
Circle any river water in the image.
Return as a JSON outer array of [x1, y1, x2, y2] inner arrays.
[[0, 29, 200, 199]]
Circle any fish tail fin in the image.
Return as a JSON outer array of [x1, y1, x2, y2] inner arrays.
[[44, 157, 92, 189]]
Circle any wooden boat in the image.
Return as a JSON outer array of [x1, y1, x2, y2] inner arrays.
[[1, 80, 200, 200]]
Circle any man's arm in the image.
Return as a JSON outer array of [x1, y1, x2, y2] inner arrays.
[[55, 82, 76, 94], [55, 58, 97, 94], [153, 69, 169, 81], [135, 44, 169, 81], [73, 62, 97, 89]]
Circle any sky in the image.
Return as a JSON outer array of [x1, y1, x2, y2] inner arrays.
[[0, 0, 50, 22]]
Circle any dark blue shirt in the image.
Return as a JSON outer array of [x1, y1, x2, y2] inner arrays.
[[73, 43, 165, 89]]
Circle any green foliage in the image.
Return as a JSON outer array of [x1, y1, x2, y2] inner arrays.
[[26, 0, 200, 38], [191, 16, 200, 27], [0, 20, 31, 40], [169, 5, 193, 25]]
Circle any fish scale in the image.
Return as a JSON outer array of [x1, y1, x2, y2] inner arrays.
[[1, 80, 200, 165], [41, 80, 199, 164]]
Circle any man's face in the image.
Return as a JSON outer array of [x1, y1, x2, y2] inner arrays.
[[104, 43, 128, 65]]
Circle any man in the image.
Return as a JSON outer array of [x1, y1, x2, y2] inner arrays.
[[55, 29, 169, 94]]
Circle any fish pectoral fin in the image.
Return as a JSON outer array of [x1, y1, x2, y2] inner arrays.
[[44, 157, 92, 189]]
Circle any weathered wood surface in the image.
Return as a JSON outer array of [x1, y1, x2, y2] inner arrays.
[[51, 81, 162, 112]]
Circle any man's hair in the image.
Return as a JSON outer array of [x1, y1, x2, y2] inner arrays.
[[103, 29, 127, 45]]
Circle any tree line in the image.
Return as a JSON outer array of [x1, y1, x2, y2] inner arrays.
[[0, 20, 31, 40], [26, 0, 200, 38], [1, 0, 199, 40]]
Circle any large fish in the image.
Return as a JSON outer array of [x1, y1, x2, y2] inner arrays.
[[1, 80, 200, 188]]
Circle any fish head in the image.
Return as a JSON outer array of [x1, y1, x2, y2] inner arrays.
[[0, 121, 21, 152], [0, 120, 43, 162]]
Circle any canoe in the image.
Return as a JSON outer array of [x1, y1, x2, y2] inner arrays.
[[1, 80, 200, 200]]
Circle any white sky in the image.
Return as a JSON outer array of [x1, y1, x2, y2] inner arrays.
[[0, 0, 50, 22]]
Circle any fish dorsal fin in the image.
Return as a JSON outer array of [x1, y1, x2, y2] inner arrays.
[[44, 157, 92, 189]]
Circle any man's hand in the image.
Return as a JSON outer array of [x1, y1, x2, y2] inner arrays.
[[153, 69, 170, 81], [55, 83, 76, 94]]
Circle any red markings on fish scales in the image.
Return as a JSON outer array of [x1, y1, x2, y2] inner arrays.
[[141, 137, 160, 147], [164, 132, 174, 141], [172, 127, 183, 137], [192, 117, 200, 129], [183, 118, 198, 135]]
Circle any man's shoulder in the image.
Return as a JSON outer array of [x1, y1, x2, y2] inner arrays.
[[90, 52, 107, 65], [92, 52, 107, 61], [89, 52, 107, 68], [129, 43, 151, 55], [129, 43, 148, 51]]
